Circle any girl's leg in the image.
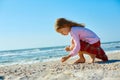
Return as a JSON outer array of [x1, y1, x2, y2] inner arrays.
[[88, 53, 96, 63], [74, 51, 85, 64]]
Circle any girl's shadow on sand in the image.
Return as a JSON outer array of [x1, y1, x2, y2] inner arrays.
[[96, 59, 120, 64]]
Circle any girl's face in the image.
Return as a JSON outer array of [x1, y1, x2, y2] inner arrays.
[[57, 27, 70, 35]]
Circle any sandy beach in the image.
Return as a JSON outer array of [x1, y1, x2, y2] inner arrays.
[[0, 52, 120, 80]]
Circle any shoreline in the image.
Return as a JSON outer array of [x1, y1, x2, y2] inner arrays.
[[0, 52, 120, 80], [0, 50, 120, 66]]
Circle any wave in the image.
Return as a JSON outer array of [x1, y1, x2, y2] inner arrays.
[[0, 41, 120, 65]]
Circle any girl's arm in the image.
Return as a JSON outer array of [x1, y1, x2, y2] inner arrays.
[[62, 39, 75, 63], [69, 31, 80, 56], [65, 38, 75, 51], [61, 55, 71, 62], [69, 38, 75, 50]]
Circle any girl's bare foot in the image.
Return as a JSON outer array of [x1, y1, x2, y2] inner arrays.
[[74, 58, 85, 64], [88, 59, 95, 63], [88, 54, 96, 63]]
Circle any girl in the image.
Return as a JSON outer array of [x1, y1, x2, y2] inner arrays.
[[54, 18, 108, 64]]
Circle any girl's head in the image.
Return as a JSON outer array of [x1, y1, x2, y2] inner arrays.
[[54, 18, 85, 35]]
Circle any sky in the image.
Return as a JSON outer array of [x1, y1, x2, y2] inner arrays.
[[0, 0, 120, 51]]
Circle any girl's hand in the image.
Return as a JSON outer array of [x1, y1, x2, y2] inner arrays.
[[61, 55, 71, 62], [65, 46, 71, 51]]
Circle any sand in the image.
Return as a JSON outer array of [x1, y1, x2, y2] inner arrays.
[[0, 52, 120, 80]]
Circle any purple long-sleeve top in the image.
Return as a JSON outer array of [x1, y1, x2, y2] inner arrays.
[[69, 27, 100, 56]]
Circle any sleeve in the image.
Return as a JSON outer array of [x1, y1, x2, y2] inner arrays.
[[69, 31, 80, 56]]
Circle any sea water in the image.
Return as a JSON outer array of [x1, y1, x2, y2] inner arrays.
[[0, 41, 120, 65]]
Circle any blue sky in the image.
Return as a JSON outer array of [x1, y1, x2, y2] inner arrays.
[[0, 0, 120, 51]]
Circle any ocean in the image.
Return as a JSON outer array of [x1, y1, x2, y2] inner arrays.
[[0, 41, 120, 66]]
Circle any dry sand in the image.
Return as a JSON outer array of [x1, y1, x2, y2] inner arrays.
[[0, 52, 120, 80]]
